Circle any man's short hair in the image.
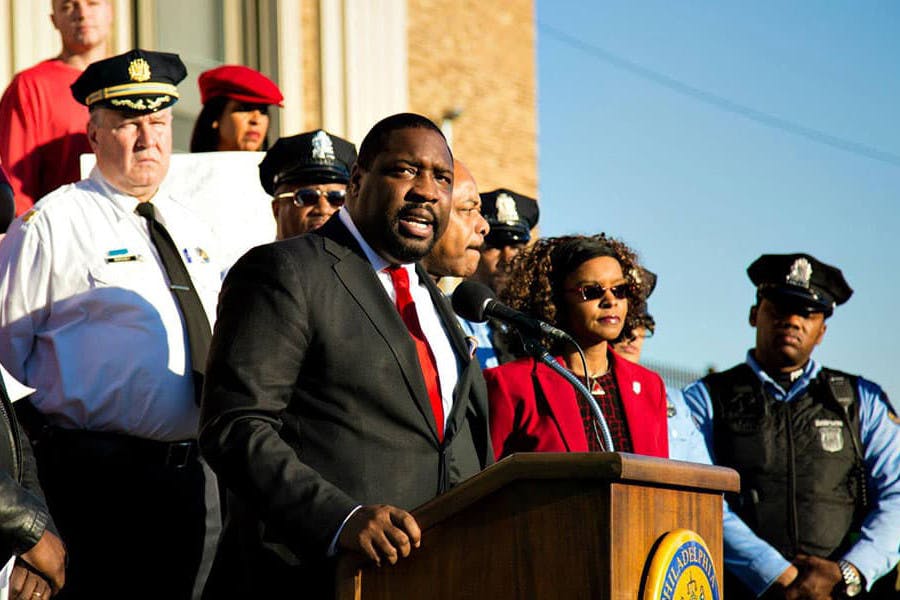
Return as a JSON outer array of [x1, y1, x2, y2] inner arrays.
[[356, 113, 448, 170]]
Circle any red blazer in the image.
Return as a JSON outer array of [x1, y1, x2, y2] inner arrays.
[[485, 351, 669, 460]]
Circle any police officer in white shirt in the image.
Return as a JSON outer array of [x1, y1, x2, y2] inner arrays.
[[0, 50, 221, 600]]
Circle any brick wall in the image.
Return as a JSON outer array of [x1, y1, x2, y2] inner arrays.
[[406, 0, 538, 199], [300, 0, 323, 132]]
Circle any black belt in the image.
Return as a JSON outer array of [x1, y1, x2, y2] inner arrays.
[[39, 427, 198, 469]]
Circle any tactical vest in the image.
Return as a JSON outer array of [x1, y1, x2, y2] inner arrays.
[[704, 364, 866, 559]]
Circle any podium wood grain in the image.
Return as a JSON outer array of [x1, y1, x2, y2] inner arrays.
[[335, 453, 739, 600]]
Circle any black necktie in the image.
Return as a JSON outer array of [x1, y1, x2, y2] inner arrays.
[[136, 201, 211, 404]]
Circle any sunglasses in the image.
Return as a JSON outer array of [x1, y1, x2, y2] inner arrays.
[[565, 283, 629, 302], [274, 189, 346, 208]]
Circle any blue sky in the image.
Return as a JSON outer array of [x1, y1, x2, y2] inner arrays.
[[536, 2, 900, 400]]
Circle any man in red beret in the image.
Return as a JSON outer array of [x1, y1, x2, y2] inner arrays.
[[190, 64, 284, 153]]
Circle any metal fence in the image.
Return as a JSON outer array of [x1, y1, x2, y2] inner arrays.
[[642, 359, 713, 391]]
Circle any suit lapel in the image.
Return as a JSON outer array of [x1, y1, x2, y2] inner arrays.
[[320, 220, 439, 442], [534, 357, 588, 452]]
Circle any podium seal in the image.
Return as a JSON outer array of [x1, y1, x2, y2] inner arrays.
[[642, 528, 719, 600]]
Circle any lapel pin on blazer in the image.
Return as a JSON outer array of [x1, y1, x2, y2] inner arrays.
[[633, 381, 642, 395]]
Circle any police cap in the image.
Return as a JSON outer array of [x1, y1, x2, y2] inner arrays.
[[480, 188, 539, 247], [259, 130, 358, 195], [638, 267, 657, 299], [748, 253, 853, 317], [71, 49, 186, 113]]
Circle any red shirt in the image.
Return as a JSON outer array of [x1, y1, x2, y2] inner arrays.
[[0, 59, 92, 215]]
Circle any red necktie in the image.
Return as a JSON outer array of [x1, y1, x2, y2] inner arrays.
[[386, 265, 444, 442]]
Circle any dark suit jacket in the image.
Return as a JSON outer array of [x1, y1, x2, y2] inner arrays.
[[199, 217, 493, 593], [485, 351, 669, 459]]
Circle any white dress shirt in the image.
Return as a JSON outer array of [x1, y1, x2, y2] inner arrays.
[[0, 168, 223, 441], [326, 209, 462, 556], [338, 208, 459, 423]]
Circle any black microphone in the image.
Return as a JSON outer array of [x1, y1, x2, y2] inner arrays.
[[452, 280, 569, 343]]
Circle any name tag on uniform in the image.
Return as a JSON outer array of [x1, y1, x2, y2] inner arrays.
[[105, 248, 143, 263]]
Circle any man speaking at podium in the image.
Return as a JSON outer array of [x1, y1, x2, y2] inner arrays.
[[199, 113, 493, 595]]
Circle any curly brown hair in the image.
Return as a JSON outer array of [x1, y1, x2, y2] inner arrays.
[[498, 234, 652, 353]]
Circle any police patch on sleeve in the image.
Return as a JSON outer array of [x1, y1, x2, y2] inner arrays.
[[22, 208, 39, 224], [888, 403, 900, 426], [643, 529, 720, 600]]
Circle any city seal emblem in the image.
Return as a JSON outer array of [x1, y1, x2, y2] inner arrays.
[[643, 529, 719, 600]]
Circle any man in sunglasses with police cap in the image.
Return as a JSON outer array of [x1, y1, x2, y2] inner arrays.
[[683, 253, 900, 599], [259, 129, 357, 241]]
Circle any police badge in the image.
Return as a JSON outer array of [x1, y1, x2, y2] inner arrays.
[[311, 130, 336, 161], [815, 419, 844, 453], [128, 58, 152, 83], [786, 257, 813, 288], [495, 193, 520, 224]]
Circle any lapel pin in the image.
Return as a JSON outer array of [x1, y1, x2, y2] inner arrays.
[[633, 381, 641, 394]]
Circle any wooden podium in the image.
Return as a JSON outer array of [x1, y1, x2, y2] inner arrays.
[[335, 453, 739, 599]]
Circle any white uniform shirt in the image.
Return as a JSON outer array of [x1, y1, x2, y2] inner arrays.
[[0, 168, 223, 441]]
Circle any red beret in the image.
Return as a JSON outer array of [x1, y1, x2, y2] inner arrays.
[[198, 65, 284, 107]]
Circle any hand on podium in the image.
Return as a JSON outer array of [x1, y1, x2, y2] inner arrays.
[[338, 504, 422, 567]]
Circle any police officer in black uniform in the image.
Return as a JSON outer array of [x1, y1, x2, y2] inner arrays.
[[459, 189, 539, 368], [259, 129, 357, 241], [470, 188, 539, 294], [683, 253, 900, 599]]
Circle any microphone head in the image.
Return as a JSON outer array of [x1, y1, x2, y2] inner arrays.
[[451, 280, 496, 322]]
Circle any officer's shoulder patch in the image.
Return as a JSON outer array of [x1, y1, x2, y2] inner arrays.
[[888, 405, 900, 426], [22, 208, 39, 224]]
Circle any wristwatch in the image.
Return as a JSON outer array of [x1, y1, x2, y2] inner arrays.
[[837, 559, 863, 597]]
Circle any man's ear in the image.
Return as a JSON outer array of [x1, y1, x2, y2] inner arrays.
[[813, 320, 828, 347], [346, 163, 363, 200], [749, 305, 758, 327], [87, 118, 100, 152]]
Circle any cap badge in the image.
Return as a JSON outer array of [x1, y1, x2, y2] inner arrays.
[[496, 193, 520, 224], [128, 58, 151, 83], [311, 130, 336, 161], [786, 257, 812, 288]]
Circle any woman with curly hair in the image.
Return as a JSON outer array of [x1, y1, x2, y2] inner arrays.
[[485, 234, 669, 459]]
